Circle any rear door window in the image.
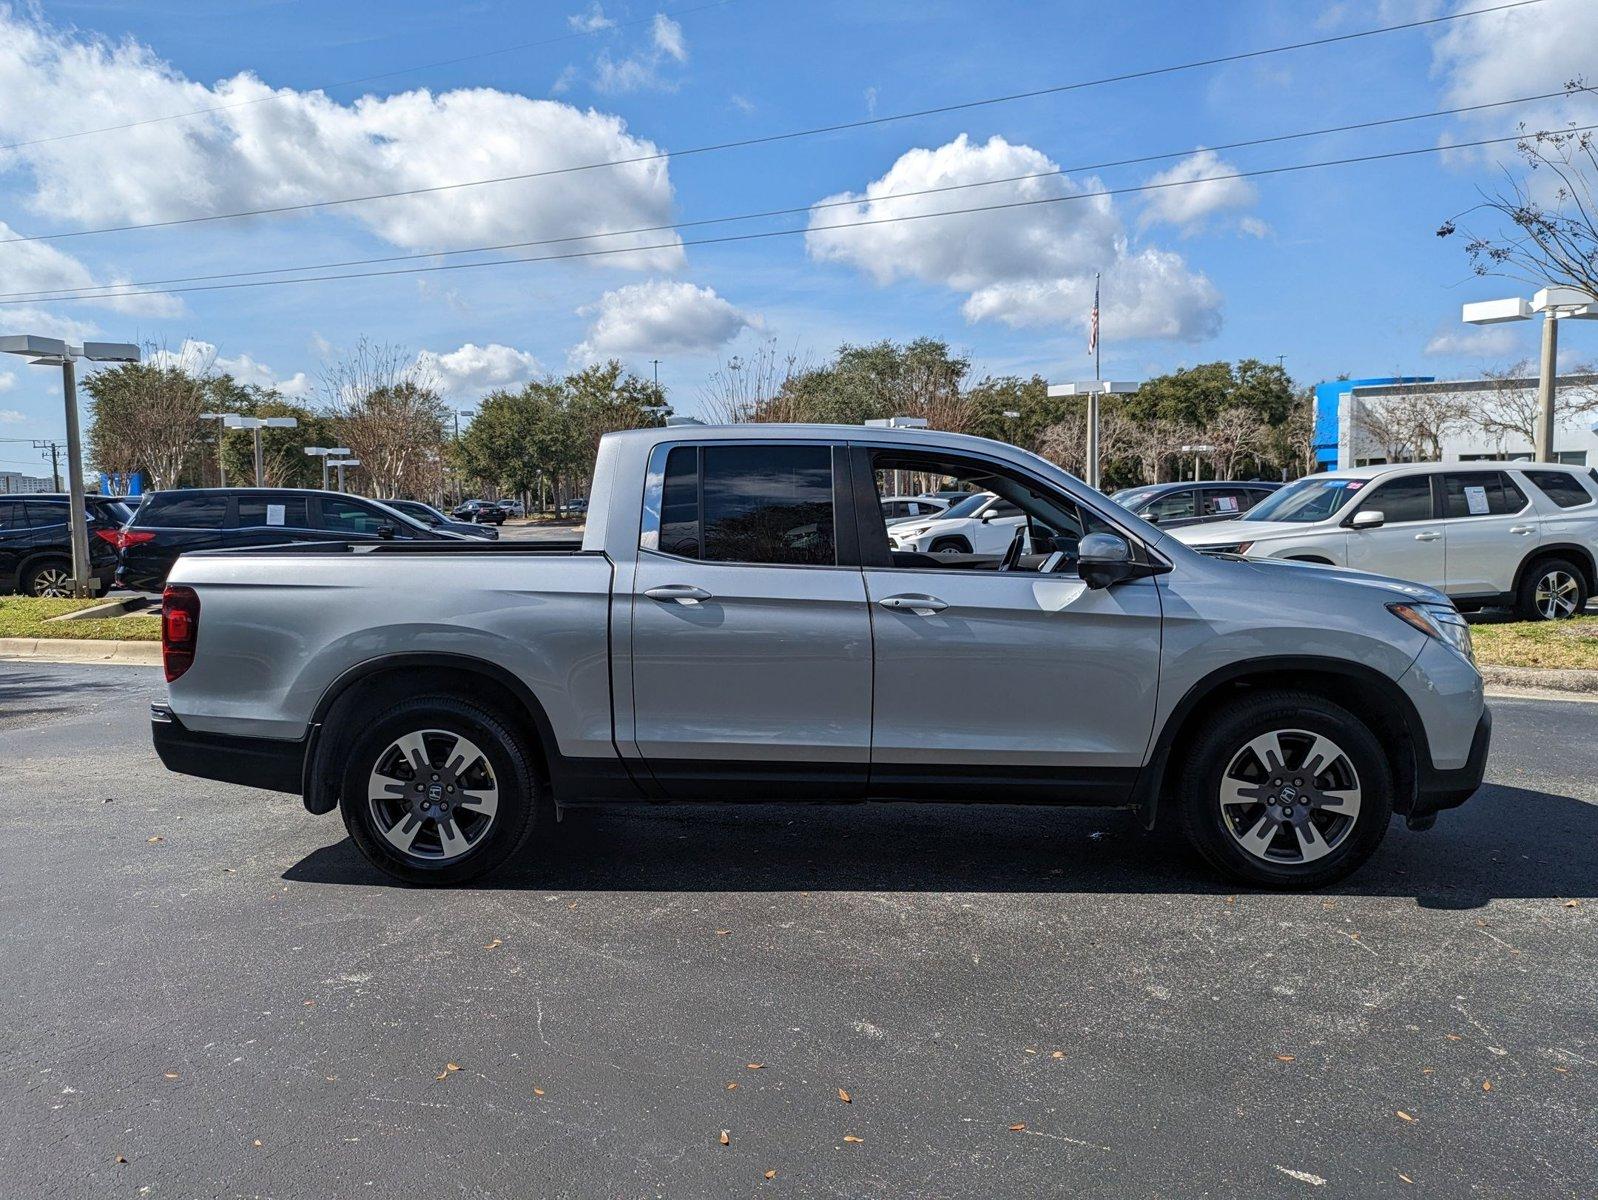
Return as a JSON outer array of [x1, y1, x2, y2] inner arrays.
[[1523, 470, 1594, 510], [1200, 488, 1250, 518], [139, 494, 229, 528], [23, 500, 69, 528], [1359, 475, 1434, 523], [649, 443, 837, 566], [237, 495, 311, 529], [1441, 471, 1527, 518]]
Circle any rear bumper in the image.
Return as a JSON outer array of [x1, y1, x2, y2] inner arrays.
[[1409, 706, 1492, 828], [151, 703, 305, 794]]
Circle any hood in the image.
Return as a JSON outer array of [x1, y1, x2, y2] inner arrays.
[[1216, 553, 1451, 606], [891, 514, 970, 539], [1170, 518, 1328, 546]]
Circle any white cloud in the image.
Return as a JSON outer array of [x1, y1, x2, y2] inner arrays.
[[568, 2, 615, 33], [2, 306, 98, 343], [0, 408, 25, 423], [1139, 150, 1260, 236], [592, 12, 689, 94], [415, 342, 543, 399], [0, 220, 181, 316], [0, 372, 14, 393], [0, 9, 683, 269], [147, 338, 313, 397], [573, 279, 755, 362], [805, 134, 1223, 343], [652, 14, 687, 62], [1423, 323, 1520, 358]]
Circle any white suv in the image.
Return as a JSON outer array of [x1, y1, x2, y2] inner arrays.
[[886, 491, 1026, 555], [1172, 461, 1598, 621]]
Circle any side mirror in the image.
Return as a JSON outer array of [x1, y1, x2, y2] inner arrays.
[[1077, 532, 1137, 590], [979, 511, 994, 523], [1349, 509, 1385, 530], [377, 523, 396, 540]]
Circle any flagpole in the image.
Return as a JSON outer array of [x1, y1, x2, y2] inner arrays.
[[1088, 272, 1101, 489], [1094, 271, 1101, 383]]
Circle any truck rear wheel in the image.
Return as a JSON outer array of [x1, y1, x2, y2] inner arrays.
[[1177, 690, 1392, 889], [339, 695, 545, 885]]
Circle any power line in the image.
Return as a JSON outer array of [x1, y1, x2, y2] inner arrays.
[[0, 0, 1551, 248], [0, 89, 1570, 304], [0, 0, 745, 154], [7, 124, 1587, 308]]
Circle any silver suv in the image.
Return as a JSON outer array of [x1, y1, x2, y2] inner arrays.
[[151, 424, 1490, 889]]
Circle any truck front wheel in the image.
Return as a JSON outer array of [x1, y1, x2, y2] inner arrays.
[[339, 695, 545, 885], [1177, 690, 1392, 889]]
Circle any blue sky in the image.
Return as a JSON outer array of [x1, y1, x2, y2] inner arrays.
[[1, 0, 1595, 467]]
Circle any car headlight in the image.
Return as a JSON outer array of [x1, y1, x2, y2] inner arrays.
[[1388, 602, 1474, 664]]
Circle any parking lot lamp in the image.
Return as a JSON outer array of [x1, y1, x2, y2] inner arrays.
[[198, 412, 234, 485], [303, 446, 352, 490], [1463, 286, 1598, 461], [327, 457, 360, 492], [0, 335, 139, 596], [223, 415, 299, 485], [1045, 380, 1140, 490]]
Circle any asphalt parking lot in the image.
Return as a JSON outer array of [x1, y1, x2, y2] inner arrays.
[[2, 664, 1594, 1199]]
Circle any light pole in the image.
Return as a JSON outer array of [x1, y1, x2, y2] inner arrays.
[[1, 336, 139, 596], [198, 412, 233, 486], [1463, 286, 1598, 461], [222, 415, 299, 485], [303, 446, 352, 490], [327, 457, 361, 492], [1045, 380, 1140, 490]]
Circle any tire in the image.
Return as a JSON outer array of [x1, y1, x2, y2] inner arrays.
[[23, 558, 74, 598], [1515, 557, 1587, 621], [1177, 689, 1392, 889], [929, 537, 970, 556], [338, 695, 547, 886]]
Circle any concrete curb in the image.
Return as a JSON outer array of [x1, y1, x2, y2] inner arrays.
[[1479, 664, 1598, 695], [0, 636, 162, 665], [44, 596, 149, 622]]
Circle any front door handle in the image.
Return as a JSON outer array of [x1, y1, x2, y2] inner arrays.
[[645, 583, 712, 605], [1509, 524, 1535, 535], [878, 593, 947, 615], [1414, 531, 1441, 542]]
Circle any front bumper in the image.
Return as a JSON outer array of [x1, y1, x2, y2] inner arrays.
[[1407, 706, 1492, 829], [151, 703, 305, 795]]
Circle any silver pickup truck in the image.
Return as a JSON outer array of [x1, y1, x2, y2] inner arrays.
[[152, 423, 1490, 888]]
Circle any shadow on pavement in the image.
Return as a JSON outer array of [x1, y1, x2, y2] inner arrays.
[[283, 782, 1595, 907], [0, 667, 127, 723]]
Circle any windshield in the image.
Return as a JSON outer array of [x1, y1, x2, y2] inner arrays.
[[939, 492, 994, 520], [366, 499, 436, 532], [1244, 477, 1364, 523], [1111, 487, 1160, 509]]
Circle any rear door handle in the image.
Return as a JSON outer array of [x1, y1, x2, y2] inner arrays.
[[1414, 531, 1441, 542], [878, 593, 947, 615], [1509, 525, 1535, 535], [644, 584, 712, 605]]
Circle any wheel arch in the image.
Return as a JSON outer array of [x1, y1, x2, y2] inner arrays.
[[1513, 542, 1595, 594], [1135, 656, 1424, 829], [14, 550, 71, 591], [302, 653, 563, 815]]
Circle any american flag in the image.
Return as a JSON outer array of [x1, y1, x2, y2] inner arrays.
[[1088, 275, 1100, 356]]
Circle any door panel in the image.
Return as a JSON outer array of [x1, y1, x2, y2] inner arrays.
[[1439, 471, 1535, 596], [864, 569, 1163, 771], [1344, 475, 1444, 586]]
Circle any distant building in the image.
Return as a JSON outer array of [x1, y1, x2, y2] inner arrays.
[[0, 469, 54, 493], [1312, 373, 1598, 471]]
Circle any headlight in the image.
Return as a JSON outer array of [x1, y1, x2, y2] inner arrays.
[[1388, 602, 1474, 664]]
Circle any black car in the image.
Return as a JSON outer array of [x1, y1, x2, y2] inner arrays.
[[451, 499, 506, 525], [384, 499, 498, 540], [116, 488, 468, 592], [1110, 480, 1282, 529], [0, 494, 131, 596]]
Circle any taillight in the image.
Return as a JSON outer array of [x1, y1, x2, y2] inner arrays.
[[162, 586, 200, 683], [119, 529, 156, 549], [93, 529, 120, 546]]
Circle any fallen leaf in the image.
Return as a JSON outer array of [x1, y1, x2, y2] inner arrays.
[[1396, 1111, 1415, 1123], [746, 1063, 764, 1070], [715, 929, 731, 936], [1051, 1051, 1065, 1060], [1553, 1066, 1569, 1074], [484, 939, 503, 950], [114, 1155, 127, 1164], [1225, 896, 1236, 905], [719, 1130, 731, 1146], [837, 1088, 851, 1103], [1564, 899, 1581, 908], [446, 1063, 460, 1072], [568, 900, 577, 909], [304, 1000, 315, 1007], [726, 1082, 738, 1091], [163, 1072, 179, 1080], [222, 867, 236, 874], [1445, 1034, 1462, 1041], [843, 1135, 863, 1143], [1023, 1048, 1037, 1055], [1276, 1055, 1295, 1063], [325, 1076, 336, 1082], [1482, 1080, 1492, 1092], [146, 836, 164, 844], [436, 1072, 449, 1081], [1398, 1173, 1414, 1184], [1009, 1123, 1027, 1131], [252, 1140, 263, 1147], [764, 1169, 777, 1180]]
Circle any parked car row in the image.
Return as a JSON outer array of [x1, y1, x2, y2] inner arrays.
[[451, 498, 532, 524], [0, 494, 133, 596]]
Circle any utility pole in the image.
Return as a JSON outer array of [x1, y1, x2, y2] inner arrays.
[[652, 359, 661, 387], [33, 439, 63, 491]]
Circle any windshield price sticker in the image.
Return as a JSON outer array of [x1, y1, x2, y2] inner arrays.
[[266, 504, 286, 526], [1464, 486, 1489, 515], [1216, 495, 1239, 512]]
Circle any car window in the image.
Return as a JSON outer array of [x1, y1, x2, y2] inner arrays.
[[23, 500, 69, 528], [1441, 471, 1527, 518], [1144, 490, 1196, 522], [237, 495, 311, 529], [139, 494, 228, 528], [91, 499, 134, 524], [1242, 488, 1276, 509], [1523, 469, 1594, 510], [1201, 488, 1250, 518], [1245, 478, 1362, 523], [882, 501, 909, 519], [1358, 475, 1434, 523], [0, 499, 24, 529], [652, 443, 837, 566], [319, 497, 392, 536]]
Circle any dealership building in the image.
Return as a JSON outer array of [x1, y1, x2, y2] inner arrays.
[[1312, 373, 1598, 471]]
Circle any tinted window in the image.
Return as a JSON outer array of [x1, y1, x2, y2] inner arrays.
[[1524, 470, 1593, 509], [140, 494, 228, 528], [1201, 489, 1251, 518], [882, 501, 910, 519], [941, 493, 992, 520], [320, 498, 391, 536], [23, 500, 68, 528], [0, 499, 24, 528], [657, 446, 701, 558], [1442, 472, 1526, 518], [238, 495, 311, 528], [700, 444, 835, 566], [1360, 475, 1434, 523], [1145, 490, 1196, 522]]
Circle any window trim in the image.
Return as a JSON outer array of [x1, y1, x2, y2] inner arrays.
[[1437, 469, 1532, 521], [1343, 471, 1442, 526], [639, 439, 856, 570]]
